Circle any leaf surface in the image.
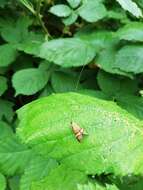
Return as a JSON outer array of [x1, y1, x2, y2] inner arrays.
[[17, 93, 143, 177]]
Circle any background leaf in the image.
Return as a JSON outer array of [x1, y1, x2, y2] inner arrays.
[[0, 76, 7, 96], [116, 0, 142, 17], [78, 0, 107, 22], [12, 68, 49, 95], [39, 38, 96, 67], [49, 5, 72, 17]]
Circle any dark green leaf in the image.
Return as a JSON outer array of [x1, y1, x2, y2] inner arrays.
[[0, 44, 18, 67], [115, 45, 143, 74], [0, 173, 6, 190], [0, 76, 7, 96], [0, 99, 14, 122], [51, 71, 79, 92], [12, 68, 49, 96], [97, 70, 138, 96]]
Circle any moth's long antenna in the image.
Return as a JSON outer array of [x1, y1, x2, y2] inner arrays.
[[74, 64, 86, 92]]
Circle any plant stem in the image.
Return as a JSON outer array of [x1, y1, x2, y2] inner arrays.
[[36, 0, 51, 39]]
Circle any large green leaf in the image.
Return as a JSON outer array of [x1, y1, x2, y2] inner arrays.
[[39, 38, 96, 67], [12, 68, 49, 96], [78, 0, 107, 22], [114, 45, 143, 74], [0, 44, 18, 67], [116, 22, 143, 41], [17, 93, 143, 177], [116, 0, 142, 17]]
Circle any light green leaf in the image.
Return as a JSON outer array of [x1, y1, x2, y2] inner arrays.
[[20, 157, 58, 190], [97, 70, 138, 96], [0, 173, 6, 190], [51, 71, 79, 92], [62, 11, 78, 25], [31, 165, 88, 190], [0, 76, 7, 96], [114, 45, 143, 74], [116, 0, 142, 17], [39, 38, 96, 67], [49, 5, 72, 17], [17, 93, 143, 176], [67, 0, 81, 8], [116, 22, 143, 41], [12, 68, 49, 96], [78, 0, 107, 22], [0, 44, 18, 67], [0, 99, 14, 122], [0, 136, 33, 176]]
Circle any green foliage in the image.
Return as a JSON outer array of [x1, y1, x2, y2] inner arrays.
[[12, 68, 49, 95], [0, 173, 6, 190], [1, 0, 143, 189]]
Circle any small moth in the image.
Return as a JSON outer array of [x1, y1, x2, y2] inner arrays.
[[70, 121, 87, 142]]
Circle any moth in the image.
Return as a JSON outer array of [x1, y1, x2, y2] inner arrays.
[[71, 121, 87, 142]]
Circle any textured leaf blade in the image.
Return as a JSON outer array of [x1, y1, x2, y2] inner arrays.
[[39, 38, 96, 67], [17, 93, 143, 176]]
